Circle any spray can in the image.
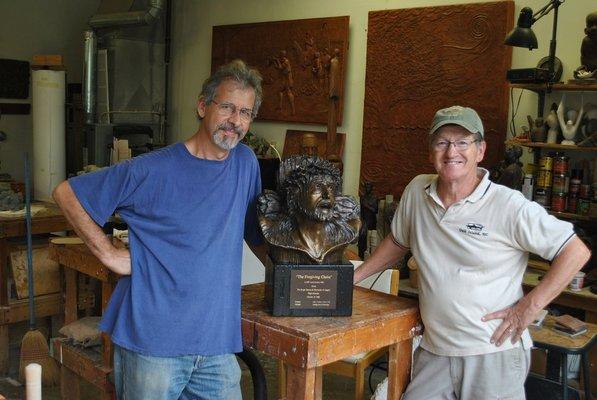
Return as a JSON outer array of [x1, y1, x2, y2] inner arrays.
[[522, 174, 534, 201]]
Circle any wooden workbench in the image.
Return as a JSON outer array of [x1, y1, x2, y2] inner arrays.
[[241, 283, 421, 400], [48, 240, 119, 400], [48, 240, 420, 399], [0, 202, 70, 374]]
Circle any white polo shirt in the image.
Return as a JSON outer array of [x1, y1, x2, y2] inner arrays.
[[392, 169, 574, 356]]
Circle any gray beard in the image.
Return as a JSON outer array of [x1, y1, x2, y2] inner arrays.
[[212, 131, 239, 151]]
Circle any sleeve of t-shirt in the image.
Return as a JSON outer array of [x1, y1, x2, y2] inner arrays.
[[390, 180, 415, 249], [511, 193, 575, 261], [243, 155, 263, 247], [68, 160, 140, 227]]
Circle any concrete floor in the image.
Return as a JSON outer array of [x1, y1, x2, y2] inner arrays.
[[0, 350, 388, 399]]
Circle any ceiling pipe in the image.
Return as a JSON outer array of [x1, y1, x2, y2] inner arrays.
[[89, 0, 164, 28]]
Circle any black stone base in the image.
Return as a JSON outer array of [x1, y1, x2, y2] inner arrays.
[[265, 262, 354, 317]]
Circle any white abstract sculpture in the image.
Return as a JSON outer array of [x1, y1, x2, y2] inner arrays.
[[557, 94, 584, 145]]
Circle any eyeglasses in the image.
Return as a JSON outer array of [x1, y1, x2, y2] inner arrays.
[[211, 100, 254, 122], [433, 139, 479, 151]]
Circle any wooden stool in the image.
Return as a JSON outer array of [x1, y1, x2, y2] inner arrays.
[[529, 316, 597, 400]]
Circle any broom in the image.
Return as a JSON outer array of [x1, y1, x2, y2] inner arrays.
[[19, 152, 60, 386]]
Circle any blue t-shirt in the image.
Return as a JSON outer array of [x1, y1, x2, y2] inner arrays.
[[69, 142, 262, 356]]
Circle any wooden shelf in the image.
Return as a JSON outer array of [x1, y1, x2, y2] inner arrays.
[[505, 140, 597, 152], [510, 82, 597, 92], [528, 258, 550, 271], [548, 210, 596, 222]]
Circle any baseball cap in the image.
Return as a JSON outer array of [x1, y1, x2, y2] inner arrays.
[[429, 106, 484, 137]]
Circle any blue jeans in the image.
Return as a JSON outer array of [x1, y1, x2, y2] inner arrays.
[[113, 344, 242, 400]]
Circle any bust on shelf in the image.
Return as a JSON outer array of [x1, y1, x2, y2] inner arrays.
[[574, 11, 597, 80]]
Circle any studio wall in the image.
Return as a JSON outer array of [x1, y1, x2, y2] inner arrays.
[[170, 0, 596, 198]]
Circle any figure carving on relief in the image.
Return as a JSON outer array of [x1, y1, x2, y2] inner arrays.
[[328, 48, 341, 99], [271, 50, 296, 115], [312, 51, 325, 87]]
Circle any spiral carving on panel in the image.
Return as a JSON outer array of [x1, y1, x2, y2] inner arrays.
[[360, 2, 514, 199]]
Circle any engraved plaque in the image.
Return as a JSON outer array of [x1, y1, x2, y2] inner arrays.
[[290, 270, 338, 309], [265, 263, 353, 317]]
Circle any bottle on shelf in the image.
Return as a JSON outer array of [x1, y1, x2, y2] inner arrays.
[[522, 174, 534, 201]]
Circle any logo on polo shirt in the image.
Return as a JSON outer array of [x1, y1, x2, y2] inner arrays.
[[459, 223, 488, 237]]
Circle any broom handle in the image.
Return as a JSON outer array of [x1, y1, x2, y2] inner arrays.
[[24, 152, 36, 330]]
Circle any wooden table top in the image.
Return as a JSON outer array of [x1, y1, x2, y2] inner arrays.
[[241, 283, 420, 369], [48, 240, 121, 283], [0, 201, 70, 238]]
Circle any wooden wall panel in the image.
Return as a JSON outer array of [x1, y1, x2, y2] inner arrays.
[[361, 1, 514, 198], [212, 17, 349, 125]]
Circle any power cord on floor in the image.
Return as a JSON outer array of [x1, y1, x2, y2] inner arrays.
[[368, 360, 388, 393]]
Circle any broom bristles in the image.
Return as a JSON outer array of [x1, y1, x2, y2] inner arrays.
[[19, 329, 60, 386]]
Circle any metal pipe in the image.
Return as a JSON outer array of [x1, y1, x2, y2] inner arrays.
[[83, 30, 97, 125], [236, 348, 267, 400], [89, 0, 164, 28]]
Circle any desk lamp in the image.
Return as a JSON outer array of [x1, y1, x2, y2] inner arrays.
[[504, 0, 564, 83]]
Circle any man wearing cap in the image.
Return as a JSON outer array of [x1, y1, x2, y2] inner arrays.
[[354, 105, 590, 399]]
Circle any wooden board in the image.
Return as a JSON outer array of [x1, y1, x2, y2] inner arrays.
[[360, 1, 514, 198], [212, 16, 349, 124], [9, 246, 60, 299], [283, 130, 346, 160]]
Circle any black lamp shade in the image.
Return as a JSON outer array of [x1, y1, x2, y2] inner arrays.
[[504, 7, 538, 49]]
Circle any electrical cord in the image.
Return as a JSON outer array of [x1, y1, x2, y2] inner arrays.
[[368, 360, 388, 393], [509, 87, 525, 139]]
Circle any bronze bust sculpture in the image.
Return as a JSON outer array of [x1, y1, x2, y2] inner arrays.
[[257, 155, 360, 265], [574, 11, 597, 80]]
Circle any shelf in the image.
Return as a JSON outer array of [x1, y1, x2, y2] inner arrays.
[[510, 82, 597, 92], [505, 140, 597, 152], [548, 210, 596, 222]]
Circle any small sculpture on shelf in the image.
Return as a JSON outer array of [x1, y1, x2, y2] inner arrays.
[[490, 147, 523, 191], [546, 103, 560, 144], [573, 11, 597, 80], [531, 117, 546, 143], [577, 103, 597, 146], [557, 94, 584, 145], [257, 155, 360, 264], [358, 181, 378, 259]]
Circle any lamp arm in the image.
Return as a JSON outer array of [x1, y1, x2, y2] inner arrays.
[[531, 0, 563, 24]]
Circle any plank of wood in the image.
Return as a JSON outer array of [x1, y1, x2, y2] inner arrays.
[[50, 237, 84, 245]]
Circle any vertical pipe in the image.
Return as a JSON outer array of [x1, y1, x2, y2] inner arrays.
[[83, 30, 97, 124]]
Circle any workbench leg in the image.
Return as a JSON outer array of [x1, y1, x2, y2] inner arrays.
[[0, 325, 8, 375], [588, 312, 597, 399], [387, 339, 412, 400], [64, 268, 77, 325], [286, 364, 317, 400], [355, 363, 365, 400], [61, 365, 80, 400], [582, 353, 591, 400], [314, 367, 322, 400], [278, 360, 287, 399]]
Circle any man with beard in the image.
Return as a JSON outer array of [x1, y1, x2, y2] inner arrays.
[[354, 106, 590, 400], [52, 60, 267, 400], [257, 155, 360, 265]]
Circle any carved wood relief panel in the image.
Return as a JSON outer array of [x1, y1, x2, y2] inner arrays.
[[361, 1, 514, 198], [212, 16, 349, 124]]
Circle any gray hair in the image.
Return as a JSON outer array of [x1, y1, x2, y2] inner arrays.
[[200, 59, 263, 117]]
